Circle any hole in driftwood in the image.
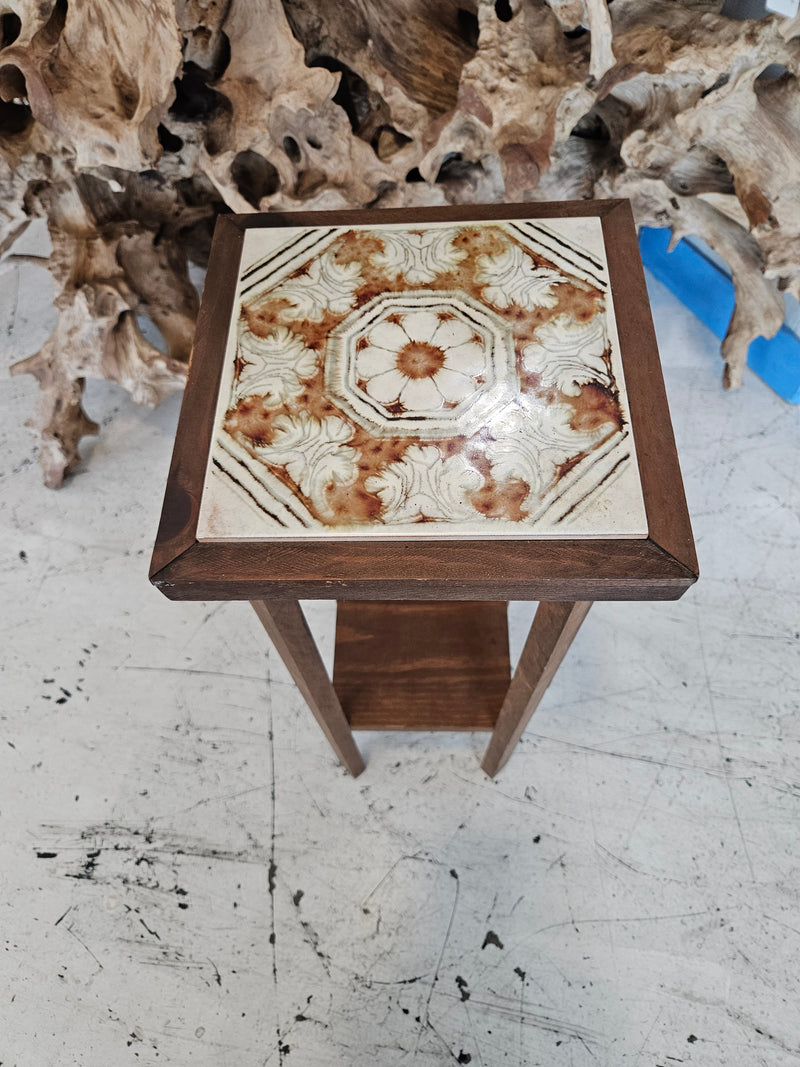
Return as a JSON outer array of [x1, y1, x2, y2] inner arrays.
[[231, 150, 280, 208], [170, 63, 235, 156], [75, 169, 169, 228], [157, 124, 183, 153], [457, 8, 480, 49], [372, 124, 412, 160], [756, 63, 789, 86], [1, 11, 21, 48], [0, 63, 32, 133], [213, 31, 231, 81], [571, 112, 610, 142], [721, 0, 766, 17], [283, 135, 302, 164], [305, 134, 322, 150], [174, 176, 231, 267], [665, 147, 735, 197], [0, 61, 27, 100], [0, 98, 32, 134], [37, 0, 67, 47], [294, 168, 326, 198], [494, 0, 513, 22], [203, 97, 233, 156], [112, 66, 140, 120], [437, 151, 463, 180], [367, 180, 397, 208], [564, 24, 588, 39], [170, 62, 226, 121], [436, 152, 481, 184], [406, 167, 425, 183], [311, 55, 374, 136], [701, 73, 730, 98]]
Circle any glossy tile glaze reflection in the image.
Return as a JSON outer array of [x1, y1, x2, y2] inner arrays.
[[198, 218, 648, 539]]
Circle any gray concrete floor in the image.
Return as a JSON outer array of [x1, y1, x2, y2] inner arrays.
[[1, 228, 799, 1066]]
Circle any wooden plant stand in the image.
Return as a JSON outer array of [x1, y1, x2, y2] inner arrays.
[[150, 201, 697, 777]]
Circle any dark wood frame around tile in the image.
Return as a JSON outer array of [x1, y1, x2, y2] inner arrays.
[[150, 200, 698, 603]]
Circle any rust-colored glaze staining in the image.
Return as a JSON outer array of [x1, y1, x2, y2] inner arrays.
[[566, 381, 623, 436], [244, 299, 292, 336], [332, 230, 383, 265], [226, 397, 276, 446], [326, 481, 384, 524], [199, 216, 647, 539], [396, 341, 447, 380]]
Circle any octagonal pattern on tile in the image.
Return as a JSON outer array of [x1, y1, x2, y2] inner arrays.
[[326, 290, 516, 439]]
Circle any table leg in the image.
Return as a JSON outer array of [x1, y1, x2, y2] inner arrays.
[[250, 599, 365, 778], [481, 601, 592, 778]]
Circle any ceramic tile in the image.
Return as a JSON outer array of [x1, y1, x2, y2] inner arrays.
[[197, 217, 647, 540]]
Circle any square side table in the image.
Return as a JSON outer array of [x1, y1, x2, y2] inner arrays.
[[150, 201, 697, 777]]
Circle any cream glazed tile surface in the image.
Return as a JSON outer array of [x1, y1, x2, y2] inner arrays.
[[197, 217, 648, 540]]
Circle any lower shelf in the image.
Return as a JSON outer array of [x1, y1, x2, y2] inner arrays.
[[333, 601, 510, 731]]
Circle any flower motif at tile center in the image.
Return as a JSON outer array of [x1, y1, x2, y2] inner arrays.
[[326, 290, 517, 439], [396, 341, 446, 380], [357, 307, 488, 415]]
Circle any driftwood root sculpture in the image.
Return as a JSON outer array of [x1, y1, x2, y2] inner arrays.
[[1, 0, 798, 485]]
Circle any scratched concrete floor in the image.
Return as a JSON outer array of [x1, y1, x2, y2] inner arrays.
[[2, 226, 800, 1067]]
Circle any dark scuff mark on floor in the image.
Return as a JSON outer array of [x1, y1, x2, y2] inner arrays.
[[32, 819, 266, 998], [138, 917, 161, 940], [481, 929, 504, 950], [410, 866, 461, 1059], [265, 680, 285, 1066], [35, 822, 268, 869], [66, 848, 101, 880], [455, 975, 470, 1001], [300, 919, 333, 976]]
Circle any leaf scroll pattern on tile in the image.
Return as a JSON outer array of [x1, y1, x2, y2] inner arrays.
[[254, 412, 358, 519], [268, 252, 362, 321], [236, 326, 318, 407], [365, 445, 484, 523], [370, 228, 468, 284], [522, 315, 611, 396], [484, 405, 598, 511], [476, 242, 565, 311]]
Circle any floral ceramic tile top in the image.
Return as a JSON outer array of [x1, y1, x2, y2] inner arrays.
[[197, 217, 648, 539]]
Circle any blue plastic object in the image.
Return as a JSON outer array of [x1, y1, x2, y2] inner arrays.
[[638, 225, 800, 404]]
